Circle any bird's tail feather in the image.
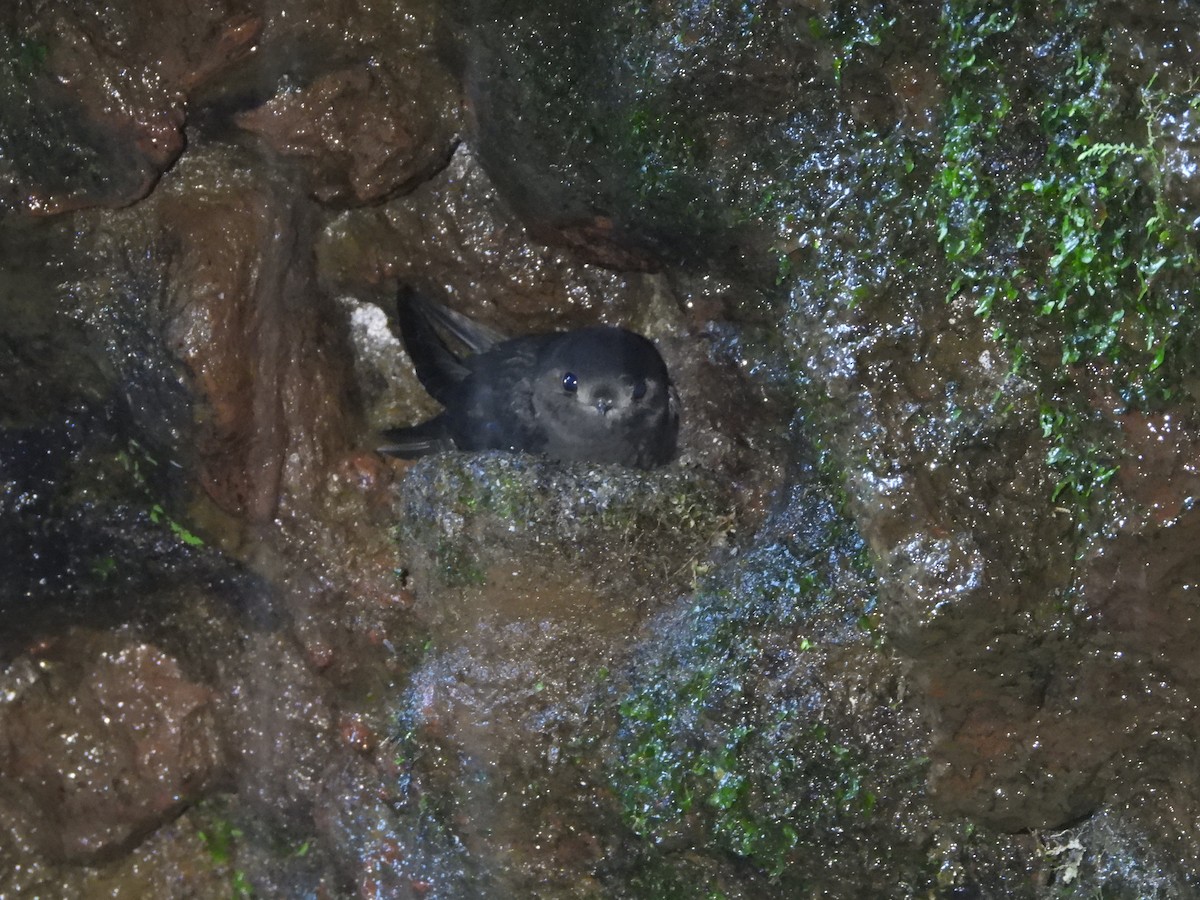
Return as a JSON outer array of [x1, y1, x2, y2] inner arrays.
[[377, 417, 456, 458]]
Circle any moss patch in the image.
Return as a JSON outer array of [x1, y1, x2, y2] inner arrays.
[[931, 1, 1200, 506]]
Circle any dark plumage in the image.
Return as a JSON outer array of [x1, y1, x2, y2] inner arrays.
[[379, 289, 680, 468]]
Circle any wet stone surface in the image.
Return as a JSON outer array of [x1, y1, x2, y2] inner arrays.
[[3, 0, 1200, 897], [0, 630, 223, 864], [0, 1, 260, 215], [376, 453, 736, 895], [395, 452, 731, 635], [235, 60, 460, 206]]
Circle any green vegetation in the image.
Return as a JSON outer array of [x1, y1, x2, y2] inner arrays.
[[117, 439, 206, 548], [933, 2, 1200, 505], [90, 555, 118, 580], [609, 452, 887, 882], [197, 816, 254, 899], [810, 3, 897, 84], [149, 502, 205, 547], [616, 665, 876, 877], [0, 33, 48, 83], [13, 37, 48, 77]]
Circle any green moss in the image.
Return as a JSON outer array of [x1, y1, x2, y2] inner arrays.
[[931, 1, 1200, 506], [196, 810, 254, 899], [11, 37, 47, 77], [0, 33, 48, 89], [615, 660, 877, 879], [432, 537, 487, 588], [112, 438, 206, 548], [815, 3, 897, 83], [609, 450, 889, 883]]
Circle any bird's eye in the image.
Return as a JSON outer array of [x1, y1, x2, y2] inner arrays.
[[631, 379, 647, 400], [562, 372, 578, 393]]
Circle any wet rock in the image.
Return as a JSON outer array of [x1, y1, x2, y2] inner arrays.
[[260, 446, 418, 699], [0, 3, 260, 215], [76, 808, 243, 899], [0, 221, 113, 614], [236, 59, 460, 206], [315, 737, 472, 899], [395, 452, 730, 638], [603, 448, 942, 896], [448, 0, 821, 268], [1035, 804, 1197, 897], [81, 143, 361, 525], [381, 452, 732, 895], [393, 628, 625, 898], [0, 630, 224, 863], [0, 805, 240, 899], [223, 633, 336, 818], [1113, 404, 1200, 526], [320, 144, 667, 331], [786, 232, 1099, 831], [1104, 2, 1200, 94], [322, 146, 785, 489], [339, 294, 442, 436], [65, 138, 417, 706], [758, 2, 1200, 851], [0, 217, 108, 426], [767, 4, 1200, 847], [0, 69, 173, 217], [6, 0, 1200, 895], [918, 502, 1200, 834]]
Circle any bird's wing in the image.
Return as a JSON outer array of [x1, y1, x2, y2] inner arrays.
[[447, 335, 548, 452], [396, 287, 473, 405], [415, 293, 508, 354]]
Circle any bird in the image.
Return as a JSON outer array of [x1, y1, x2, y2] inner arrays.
[[379, 288, 680, 468]]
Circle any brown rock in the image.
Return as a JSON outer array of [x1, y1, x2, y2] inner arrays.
[[7, 1, 260, 215], [1115, 405, 1200, 525], [237, 63, 460, 206], [319, 145, 663, 332], [148, 146, 358, 523], [0, 631, 225, 863]]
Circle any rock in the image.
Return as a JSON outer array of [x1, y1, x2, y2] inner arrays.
[[320, 144, 662, 332], [0, 630, 224, 863], [394, 452, 730, 638], [449, 0, 838, 269], [223, 633, 335, 817], [236, 62, 459, 206], [0, 2, 260, 215], [108, 143, 361, 524]]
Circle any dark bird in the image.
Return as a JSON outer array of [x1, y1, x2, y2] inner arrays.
[[379, 288, 680, 468]]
